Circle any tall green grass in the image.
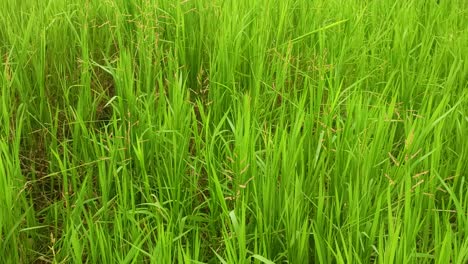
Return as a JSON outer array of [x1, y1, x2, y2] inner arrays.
[[1, 0, 467, 263]]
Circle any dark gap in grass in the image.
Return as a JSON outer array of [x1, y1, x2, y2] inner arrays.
[[92, 66, 115, 130], [18, 129, 63, 262]]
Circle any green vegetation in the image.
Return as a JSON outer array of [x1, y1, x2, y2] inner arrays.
[[1, 0, 467, 263]]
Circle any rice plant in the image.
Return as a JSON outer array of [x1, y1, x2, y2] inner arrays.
[[0, 0, 467, 263]]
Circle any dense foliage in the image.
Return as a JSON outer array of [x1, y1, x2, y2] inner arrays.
[[0, 0, 467, 263]]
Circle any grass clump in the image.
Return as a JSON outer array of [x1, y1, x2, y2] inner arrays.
[[0, 0, 467, 263]]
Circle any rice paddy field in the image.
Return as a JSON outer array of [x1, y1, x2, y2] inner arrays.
[[1, 0, 467, 263]]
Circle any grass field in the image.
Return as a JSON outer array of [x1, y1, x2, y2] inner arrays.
[[1, 0, 467, 263]]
